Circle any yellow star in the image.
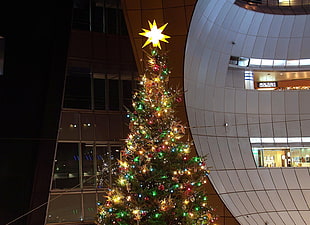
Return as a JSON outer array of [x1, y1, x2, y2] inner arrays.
[[139, 20, 170, 49]]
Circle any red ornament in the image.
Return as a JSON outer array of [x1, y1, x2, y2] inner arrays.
[[158, 184, 165, 190], [144, 196, 149, 201], [176, 97, 182, 103], [153, 64, 160, 71]]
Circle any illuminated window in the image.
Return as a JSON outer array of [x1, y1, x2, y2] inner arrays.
[[278, 0, 290, 6], [252, 147, 310, 167]]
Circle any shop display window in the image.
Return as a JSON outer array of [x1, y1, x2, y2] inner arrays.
[[252, 147, 310, 167]]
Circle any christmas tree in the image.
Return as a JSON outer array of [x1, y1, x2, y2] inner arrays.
[[96, 20, 217, 225]]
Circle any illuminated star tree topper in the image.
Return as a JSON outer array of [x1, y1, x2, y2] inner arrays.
[[139, 20, 171, 49]]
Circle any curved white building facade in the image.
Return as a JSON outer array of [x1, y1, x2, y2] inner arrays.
[[184, 0, 310, 224]]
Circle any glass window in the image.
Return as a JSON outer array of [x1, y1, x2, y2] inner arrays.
[[123, 79, 133, 109], [299, 59, 310, 66], [72, 0, 90, 30], [252, 147, 310, 167], [96, 145, 110, 188], [108, 75, 119, 110], [94, 77, 106, 110], [105, 7, 118, 34], [92, 4, 104, 32], [47, 193, 82, 223], [249, 58, 261, 66], [96, 144, 121, 188], [0, 36, 4, 75], [82, 144, 95, 187], [53, 143, 80, 189], [64, 67, 91, 109], [273, 60, 286, 66]]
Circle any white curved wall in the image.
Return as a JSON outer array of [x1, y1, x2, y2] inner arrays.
[[184, 0, 310, 224]]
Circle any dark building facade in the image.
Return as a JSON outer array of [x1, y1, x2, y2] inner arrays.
[[0, 1, 73, 225]]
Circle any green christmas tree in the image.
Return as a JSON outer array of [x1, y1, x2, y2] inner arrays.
[[96, 20, 217, 225]]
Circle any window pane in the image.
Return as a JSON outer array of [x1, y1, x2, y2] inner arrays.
[[109, 79, 119, 110], [96, 145, 110, 188], [64, 67, 91, 109], [105, 7, 118, 34], [94, 78, 106, 110], [47, 194, 82, 223], [72, 0, 90, 30], [53, 143, 80, 189], [123, 80, 132, 109], [82, 144, 95, 187], [92, 5, 104, 32]]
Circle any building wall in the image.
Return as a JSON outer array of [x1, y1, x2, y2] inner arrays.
[[0, 1, 72, 225], [46, 1, 138, 224], [185, 0, 310, 224]]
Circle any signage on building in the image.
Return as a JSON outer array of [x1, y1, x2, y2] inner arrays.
[[257, 82, 277, 88]]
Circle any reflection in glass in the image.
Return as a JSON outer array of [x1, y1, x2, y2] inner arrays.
[[82, 144, 95, 187], [53, 143, 80, 189]]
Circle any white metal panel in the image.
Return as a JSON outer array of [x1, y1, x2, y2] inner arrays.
[[303, 15, 310, 37], [270, 168, 287, 189], [275, 38, 290, 59], [299, 91, 310, 114], [287, 38, 302, 59], [258, 91, 271, 114], [246, 191, 265, 213], [300, 114, 310, 136], [209, 171, 227, 194], [266, 190, 286, 211], [247, 13, 264, 36], [290, 190, 309, 210], [300, 212, 310, 225], [272, 115, 287, 137], [260, 114, 274, 137], [218, 170, 235, 193], [207, 136, 225, 169], [256, 191, 275, 212], [225, 88, 235, 113], [252, 36, 266, 58], [278, 190, 296, 210], [268, 14, 283, 38], [237, 170, 254, 191], [237, 192, 256, 214], [271, 91, 285, 114], [291, 15, 306, 38], [288, 211, 307, 225], [247, 170, 264, 190], [277, 211, 295, 225], [263, 37, 277, 59], [246, 91, 258, 114], [217, 138, 235, 169], [295, 168, 310, 189], [279, 15, 295, 38], [239, 139, 256, 169], [257, 14, 273, 37], [235, 89, 246, 113], [286, 114, 301, 137], [227, 138, 246, 169], [242, 35, 256, 56], [227, 170, 244, 191], [284, 91, 299, 114], [282, 168, 300, 189], [220, 193, 242, 216], [300, 37, 310, 58], [258, 169, 276, 190]]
